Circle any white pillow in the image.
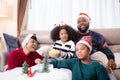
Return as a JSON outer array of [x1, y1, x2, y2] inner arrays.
[[90, 51, 120, 68], [114, 53, 120, 68], [36, 46, 51, 56], [90, 51, 108, 65]]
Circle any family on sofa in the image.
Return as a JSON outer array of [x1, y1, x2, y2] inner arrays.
[[5, 13, 119, 80]]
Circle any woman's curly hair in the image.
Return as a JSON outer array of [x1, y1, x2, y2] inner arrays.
[[50, 25, 78, 42]]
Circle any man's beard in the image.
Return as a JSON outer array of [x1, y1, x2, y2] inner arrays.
[[77, 25, 89, 33]]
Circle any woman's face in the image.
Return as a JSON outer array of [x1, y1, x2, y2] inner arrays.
[[76, 43, 90, 60], [59, 29, 68, 43], [26, 38, 37, 52]]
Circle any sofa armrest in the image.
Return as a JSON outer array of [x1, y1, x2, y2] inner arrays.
[[0, 51, 8, 71], [0, 52, 5, 71]]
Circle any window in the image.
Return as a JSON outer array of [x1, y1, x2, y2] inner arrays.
[[27, 0, 120, 31]]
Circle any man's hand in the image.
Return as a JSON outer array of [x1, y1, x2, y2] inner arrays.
[[107, 59, 116, 69]]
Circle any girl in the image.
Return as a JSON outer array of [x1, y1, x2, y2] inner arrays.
[[49, 24, 78, 60], [50, 36, 109, 80], [6, 34, 43, 70]]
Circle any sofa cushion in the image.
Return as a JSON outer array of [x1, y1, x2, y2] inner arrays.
[[18, 34, 28, 45], [20, 30, 54, 44], [113, 69, 120, 80], [3, 33, 19, 53], [92, 28, 120, 45], [108, 45, 120, 53]]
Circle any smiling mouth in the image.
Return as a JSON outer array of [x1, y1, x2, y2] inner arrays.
[[32, 46, 36, 49], [78, 53, 84, 56], [81, 26, 85, 29]]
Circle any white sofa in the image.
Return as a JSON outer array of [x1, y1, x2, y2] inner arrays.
[[0, 28, 120, 79]]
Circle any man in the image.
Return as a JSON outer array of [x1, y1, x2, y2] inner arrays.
[[75, 13, 116, 70]]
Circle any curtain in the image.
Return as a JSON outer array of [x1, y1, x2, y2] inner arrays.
[[27, 0, 120, 31], [17, 0, 28, 36]]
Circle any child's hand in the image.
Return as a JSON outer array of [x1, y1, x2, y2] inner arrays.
[[35, 58, 42, 64], [48, 49, 61, 58]]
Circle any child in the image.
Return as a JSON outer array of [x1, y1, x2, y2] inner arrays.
[[50, 36, 109, 80], [49, 23, 77, 60], [6, 34, 43, 70]]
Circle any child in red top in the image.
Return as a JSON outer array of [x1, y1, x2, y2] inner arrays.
[[6, 34, 43, 70]]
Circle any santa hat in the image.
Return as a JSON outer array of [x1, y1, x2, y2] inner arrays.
[[78, 13, 91, 21], [22, 34, 36, 48], [76, 36, 92, 52]]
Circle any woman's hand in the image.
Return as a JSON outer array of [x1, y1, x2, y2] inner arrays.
[[35, 58, 42, 64]]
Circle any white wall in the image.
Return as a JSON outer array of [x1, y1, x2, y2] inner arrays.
[[0, 0, 17, 37]]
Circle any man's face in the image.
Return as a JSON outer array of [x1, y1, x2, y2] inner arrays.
[[77, 17, 89, 33]]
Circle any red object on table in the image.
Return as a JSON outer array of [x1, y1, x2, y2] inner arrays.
[[28, 67, 34, 77]]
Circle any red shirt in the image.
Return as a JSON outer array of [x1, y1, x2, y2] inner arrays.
[[6, 48, 43, 70]]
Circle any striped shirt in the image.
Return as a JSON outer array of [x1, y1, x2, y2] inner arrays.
[[53, 40, 75, 60]]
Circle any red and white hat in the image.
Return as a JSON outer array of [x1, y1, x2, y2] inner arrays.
[[78, 13, 91, 22], [76, 36, 92, 52], [22, 34, 36, 48]]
